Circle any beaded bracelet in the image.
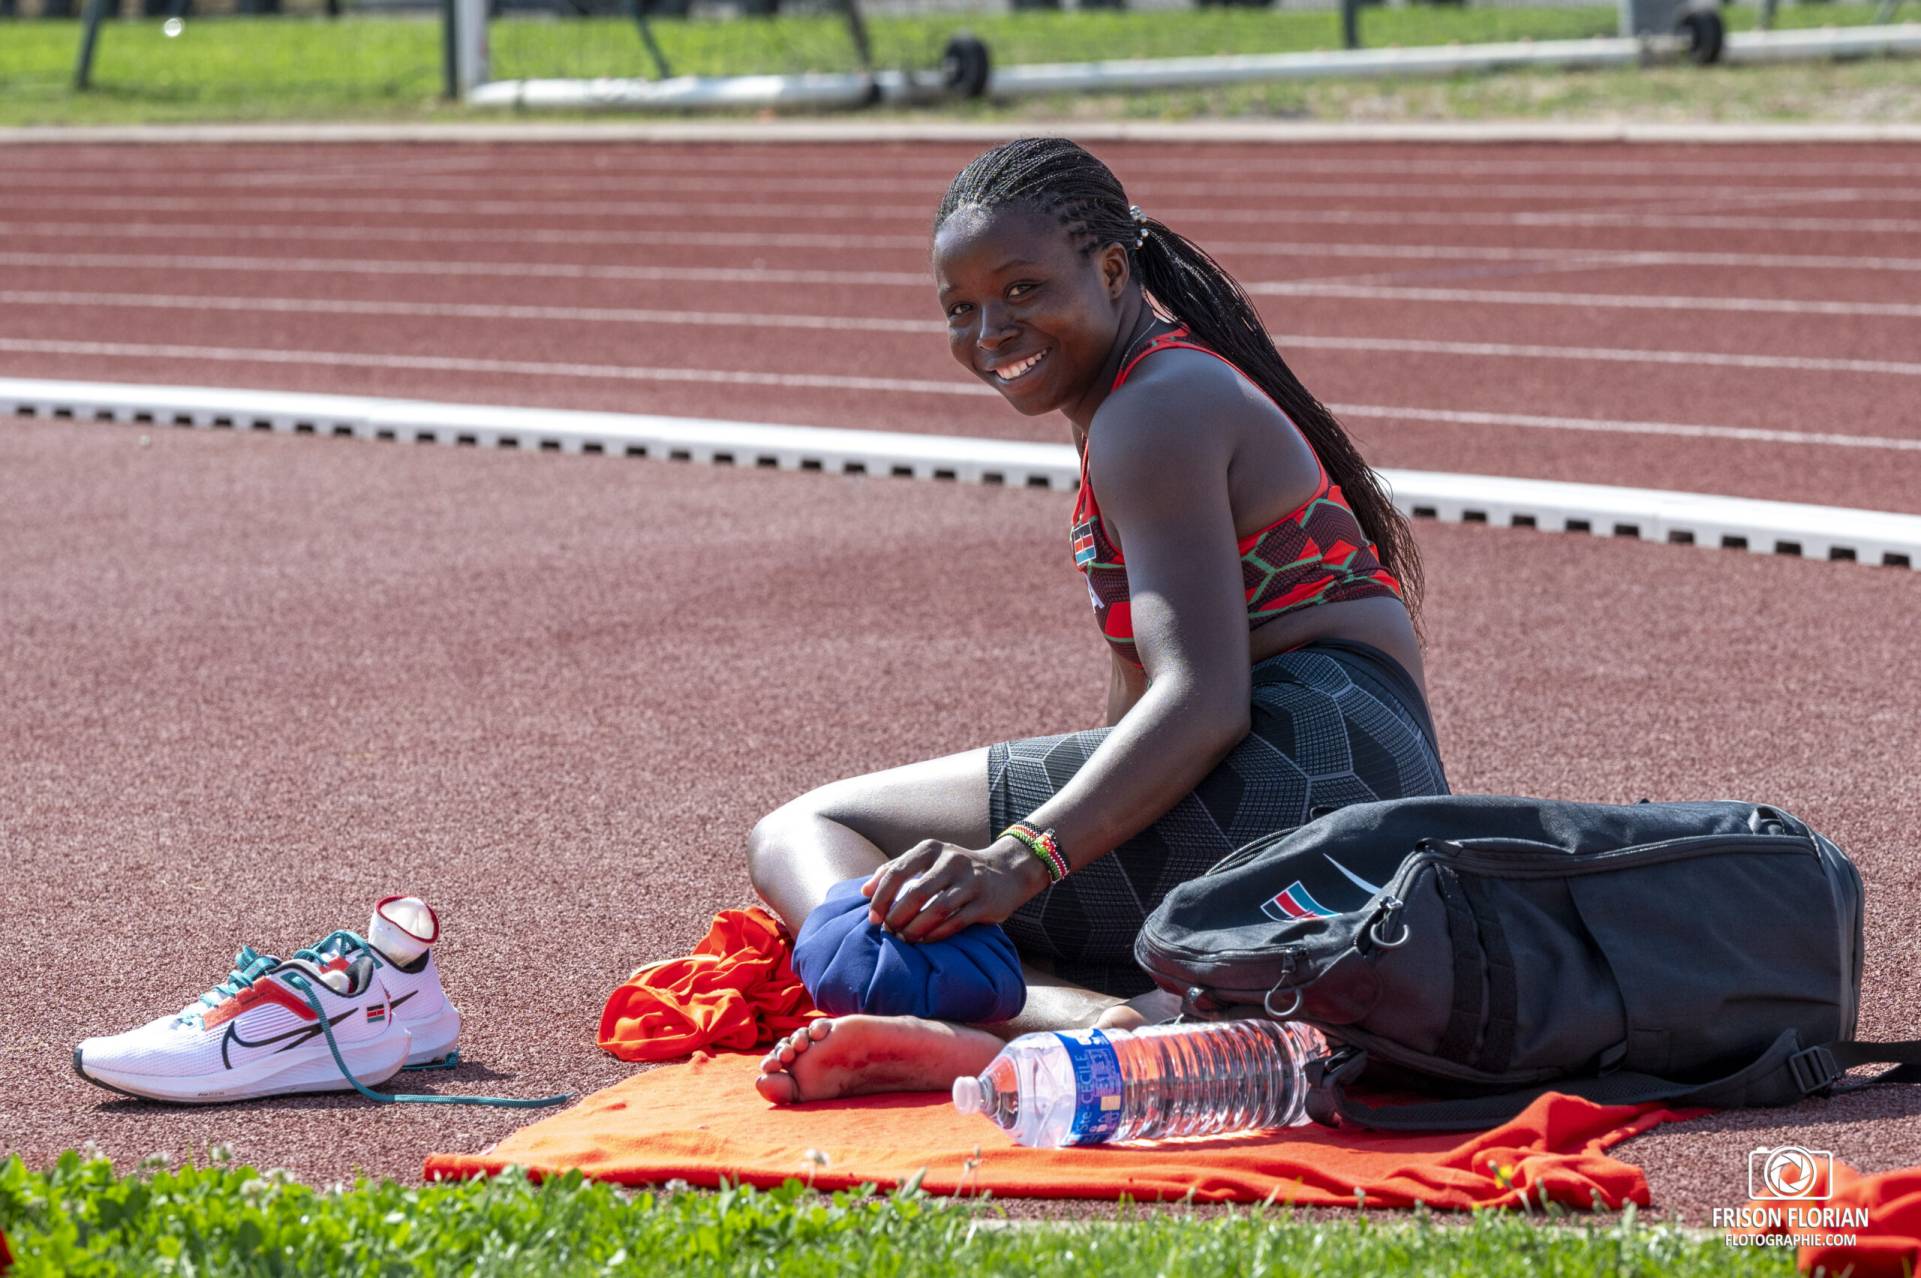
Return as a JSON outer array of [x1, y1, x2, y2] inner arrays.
[[1002, 821, 1069, 884]]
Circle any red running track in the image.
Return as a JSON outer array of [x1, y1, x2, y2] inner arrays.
[[3, 141, 1921, 509], [3, 139, 1919, 1220]]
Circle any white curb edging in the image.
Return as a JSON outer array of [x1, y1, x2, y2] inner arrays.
[[0, 378, 1074, 485], [5, 378, 1915, 568], [467, 25, 1921, 113], [472, 38, 1679, 112], [8, 120, 1921, 146]]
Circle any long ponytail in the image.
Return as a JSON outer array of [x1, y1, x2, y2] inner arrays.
[[937, 137, 1425, 627], [1130, 215, 1424, 625]]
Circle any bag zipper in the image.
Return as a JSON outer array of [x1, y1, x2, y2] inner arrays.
[[1433, 833, 1812, 879], [1143, 834, 1816, 976]]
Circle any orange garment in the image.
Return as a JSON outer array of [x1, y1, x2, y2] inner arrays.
[[1740, 1162, 1921, 1278], [596, 908, 823, 1062], [426, 1050, 1694, 1209]]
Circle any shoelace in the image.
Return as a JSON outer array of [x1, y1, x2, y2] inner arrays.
[[288, 930, 463, 1071], [292, 929, 378, 979], [272, 942, 570, 1110], [183, 948, 280, 1023], [294, 928, 369, 959], [286, 930, 474, 1075]]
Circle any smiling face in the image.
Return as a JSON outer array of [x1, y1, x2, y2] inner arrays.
[[932, 203, 1136, 423]]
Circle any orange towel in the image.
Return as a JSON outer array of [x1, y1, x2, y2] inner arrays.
[[426, 1050, 1694, 1209], [1739, 1162, 1921, 1278], [596, 907, 824, 1062]]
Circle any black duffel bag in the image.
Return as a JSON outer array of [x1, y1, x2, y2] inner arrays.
[[1133, 795, 1921, 1130]]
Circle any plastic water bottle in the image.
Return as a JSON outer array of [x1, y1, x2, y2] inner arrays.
[[951, 1019, 1327, 1148]]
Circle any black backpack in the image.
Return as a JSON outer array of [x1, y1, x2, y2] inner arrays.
[[1133, 795, 1921, 1130]]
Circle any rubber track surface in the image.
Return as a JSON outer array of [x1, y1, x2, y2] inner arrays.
[[3, 141, 1919, 1223], [3, 141, 1920, 509]]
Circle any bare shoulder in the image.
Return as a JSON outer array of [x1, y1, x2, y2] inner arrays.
[[1086, 345, 1299, 508], [1085, 348, 1247, 486]]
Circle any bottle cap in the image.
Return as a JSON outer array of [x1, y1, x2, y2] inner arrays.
[[952, 1077, 983, 1115], [368, 896, 439, 966]]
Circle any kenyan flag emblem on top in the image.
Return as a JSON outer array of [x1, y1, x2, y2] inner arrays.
[[1072, 520, 1099, 567]]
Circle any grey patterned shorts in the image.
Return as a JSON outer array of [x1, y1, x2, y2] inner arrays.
[[989, 641, 1449, 996]]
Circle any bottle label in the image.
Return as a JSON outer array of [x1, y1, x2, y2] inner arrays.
[[1055, 1028, 1124, 1145]]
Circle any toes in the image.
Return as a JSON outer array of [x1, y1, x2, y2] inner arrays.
[[754, 1021, 836, 1096], [754, 1069, 801, 1106], [786, 1020, 832, 1058]]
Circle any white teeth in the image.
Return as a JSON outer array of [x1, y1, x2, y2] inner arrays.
[[994, 350, 1047, 382]]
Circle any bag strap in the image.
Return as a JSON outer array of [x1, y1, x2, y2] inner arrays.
[[1808, 1040, 1921, 1090], [1305, 1032, 1921, 1132]]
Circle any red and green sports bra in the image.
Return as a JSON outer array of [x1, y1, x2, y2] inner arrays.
[[1070, 327, 1404, 668]]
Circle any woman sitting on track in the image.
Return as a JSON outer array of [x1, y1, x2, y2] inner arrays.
[[748, 137, 1448, 1104]]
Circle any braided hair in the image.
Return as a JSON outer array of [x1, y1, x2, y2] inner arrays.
[[935, 136, 1424, 626]]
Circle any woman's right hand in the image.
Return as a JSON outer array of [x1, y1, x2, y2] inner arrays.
[[861, 837, 1050, 944]]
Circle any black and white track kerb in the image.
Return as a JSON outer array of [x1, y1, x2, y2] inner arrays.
[[6, 378, 1916, 570]]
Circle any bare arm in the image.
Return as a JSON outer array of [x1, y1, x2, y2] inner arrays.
[[1013, 369, 1266, 872], [1104, 648, 1149, 727], [863, 355, 1320, 942]]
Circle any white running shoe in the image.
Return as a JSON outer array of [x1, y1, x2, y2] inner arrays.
[[74, 947, 411, 1104], [299, 897, 461, 1068]]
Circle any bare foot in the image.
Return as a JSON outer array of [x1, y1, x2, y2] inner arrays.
[[754, 1015, 1004, 1105], [1095, 987, 1183, 1032]]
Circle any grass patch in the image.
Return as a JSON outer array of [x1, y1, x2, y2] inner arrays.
[[0, 4, 1915, 125], [490, 5, 1631, 81], [1, 1150, 1797, 1278], [488, 1, 1903, 79], [0, 16, 449, 123]]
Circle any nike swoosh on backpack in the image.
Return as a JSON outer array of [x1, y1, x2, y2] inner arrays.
[[1323, 854, 1383, 895]]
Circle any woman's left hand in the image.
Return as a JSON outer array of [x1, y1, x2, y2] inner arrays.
[[861, 838, 1050, 943]]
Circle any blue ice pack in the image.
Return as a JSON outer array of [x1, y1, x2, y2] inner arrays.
[[791, 877, 1027, 1023]]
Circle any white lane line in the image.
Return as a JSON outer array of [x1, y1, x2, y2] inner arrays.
[[1286, 333, 1921, 378], [0, 191, 929, 219], [1224, 242, 1921, 274], [1225, 206, 1921, 235], [12, 169, 1916, 205], [11, 153, 1921, 181], [0, 289, 936, 334], [10, 289, 1921, 379], [7, 191, 1921, 235], [4, 336, 1916, 453], [13, 154, 497, 178], [1250, 280, 1921, 319], [0, 249, 926, 287], [6, 376, 1917, 566], [8, 250, 1914, 320], [8, 218, 1921, 274], [203, 155, 513, 188], [1335, 404, 1921, 453], [0, 336, 973, 395], [536, 154, 1921, 181], [0, 220, 923, 253]]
